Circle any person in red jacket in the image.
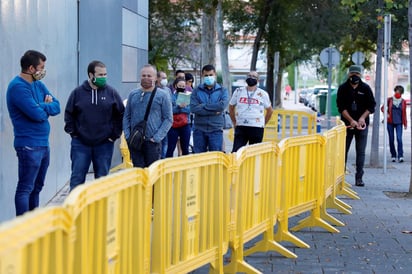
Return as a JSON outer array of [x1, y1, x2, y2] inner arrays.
[[381, 85, 408, 163]]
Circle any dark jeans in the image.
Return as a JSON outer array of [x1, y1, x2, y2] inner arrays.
[[15, 146, 50, 216], [192, 129, 223, 153], [231, 126, 264, 152], [387, 123, 403, 158], [345, 127, 368, 180], [129, 140, 161, 168], [70, 138, 114, 191], [166, 124, 191, 157]]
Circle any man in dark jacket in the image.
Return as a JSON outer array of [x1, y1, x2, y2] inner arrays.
[[64, 60, 125, 191], [336, 65, 376, 187]]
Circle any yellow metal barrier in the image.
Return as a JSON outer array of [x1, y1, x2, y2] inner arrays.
[[149, 152, 231, 274], [63, 168, 151, 274], [0, 207, 72, 274], [0, 109, 354, 273], [110, 134, 133, 172], [323, 122, 354, 216], [274, 135, 339, 249], [224, 142, 296, 274], [228, 109, 317, 142], [319, 127, 346, 226], [333, 123, 361, 201]]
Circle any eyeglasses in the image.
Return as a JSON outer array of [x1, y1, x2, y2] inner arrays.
[[247, 74, 259, 79]]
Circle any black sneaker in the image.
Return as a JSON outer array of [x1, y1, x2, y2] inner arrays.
[[355, 179, 365, 187]]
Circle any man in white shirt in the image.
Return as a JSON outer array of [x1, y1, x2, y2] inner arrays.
[[229, 71, 273, 152]]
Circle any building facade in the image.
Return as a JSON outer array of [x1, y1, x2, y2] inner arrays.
[[0, 0, 148, 222]]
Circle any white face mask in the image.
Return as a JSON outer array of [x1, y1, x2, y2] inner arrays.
[[160, 79, 168, 87]]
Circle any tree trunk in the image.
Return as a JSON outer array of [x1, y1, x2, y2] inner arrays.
[[250, 0, 275, 70], [216, 0, 231, 97], [408, 0, 412, 193], [201, 7, 216, 68], [369, 0, 384, 168]]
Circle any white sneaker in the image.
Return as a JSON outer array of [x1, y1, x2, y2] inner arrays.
[[391, 157, 396, 162], [399, 157, 404, 163]]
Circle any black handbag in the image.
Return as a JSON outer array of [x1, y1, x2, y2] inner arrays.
[[127, 88, 157, 150]]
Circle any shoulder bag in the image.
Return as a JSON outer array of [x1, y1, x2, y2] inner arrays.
[[127, 88, 157, 150]]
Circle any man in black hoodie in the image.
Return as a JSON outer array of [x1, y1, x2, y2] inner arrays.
[[64, 60, 125, 191]]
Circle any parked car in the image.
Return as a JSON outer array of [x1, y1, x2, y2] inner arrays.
[[298, 89, 308, 103], [303, 88, 314, 106], [308, 85, 334, 112]]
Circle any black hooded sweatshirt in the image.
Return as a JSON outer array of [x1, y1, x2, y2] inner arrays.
[[64, 80, 125, 146]]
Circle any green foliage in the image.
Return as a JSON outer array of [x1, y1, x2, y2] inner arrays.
[[149, 0, 201, 70]]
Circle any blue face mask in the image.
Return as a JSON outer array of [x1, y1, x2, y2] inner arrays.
[[204, 76, 215, 86]]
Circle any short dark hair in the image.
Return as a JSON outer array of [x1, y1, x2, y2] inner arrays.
[[20, 50, 46, 71], [201, 64, 215, 73], [87, 60, 106, 75], [175, 69, 185, 76], [394, 85, 404, 94]]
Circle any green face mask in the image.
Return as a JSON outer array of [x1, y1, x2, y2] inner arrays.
[[93, 77, 107, 88]]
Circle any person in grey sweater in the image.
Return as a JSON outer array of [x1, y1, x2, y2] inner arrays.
[[123, 64, 173, 167]]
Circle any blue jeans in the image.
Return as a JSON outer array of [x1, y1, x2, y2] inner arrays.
[[129, 140, 161, 168], [70, 138, 114, 191], [166, 124, 191, 157], [193, 129, 223, 153], [15, 146, 50, 216], [387, 123, 403, 158], [345, 127, 368, 180]]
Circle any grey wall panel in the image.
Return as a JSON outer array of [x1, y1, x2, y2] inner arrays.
[[123, 0, 137, 12], [0, 0, 78, 222], [0, 0, 148, 223], [78, 0, 123, 92]]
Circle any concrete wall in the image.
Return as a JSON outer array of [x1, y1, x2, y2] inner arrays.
[[0, 0, 148, 222]]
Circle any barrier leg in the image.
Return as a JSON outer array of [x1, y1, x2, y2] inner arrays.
[[290, 207, 340, 233], [224, 244, 262, 274], [337, 181, 360, 200], [326, 196, 352, 215], [244, 230, 297, 259], [273, 218, 310, 249]]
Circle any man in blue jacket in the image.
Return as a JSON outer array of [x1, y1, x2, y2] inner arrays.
[[64, 60, 125, 191], [6, 50, 61, 216], [190, 64, 229, 153]]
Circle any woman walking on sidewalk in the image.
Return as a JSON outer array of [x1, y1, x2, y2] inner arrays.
[[381, 85, 408, 163]]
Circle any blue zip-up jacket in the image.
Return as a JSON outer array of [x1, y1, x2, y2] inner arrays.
[[64, 80, 125, 146], [6, 76, 60, 148], [190, 83, 229, 132], [123, 87, 173, 143]]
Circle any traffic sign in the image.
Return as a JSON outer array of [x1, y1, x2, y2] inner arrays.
[[320, 47, 340, 67], [352, 51, 365, 65]]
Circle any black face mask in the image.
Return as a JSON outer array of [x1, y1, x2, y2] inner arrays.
[[176, 87, 185, 93], [246, 77, 258, 86], [349, 75, 360, 85]]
